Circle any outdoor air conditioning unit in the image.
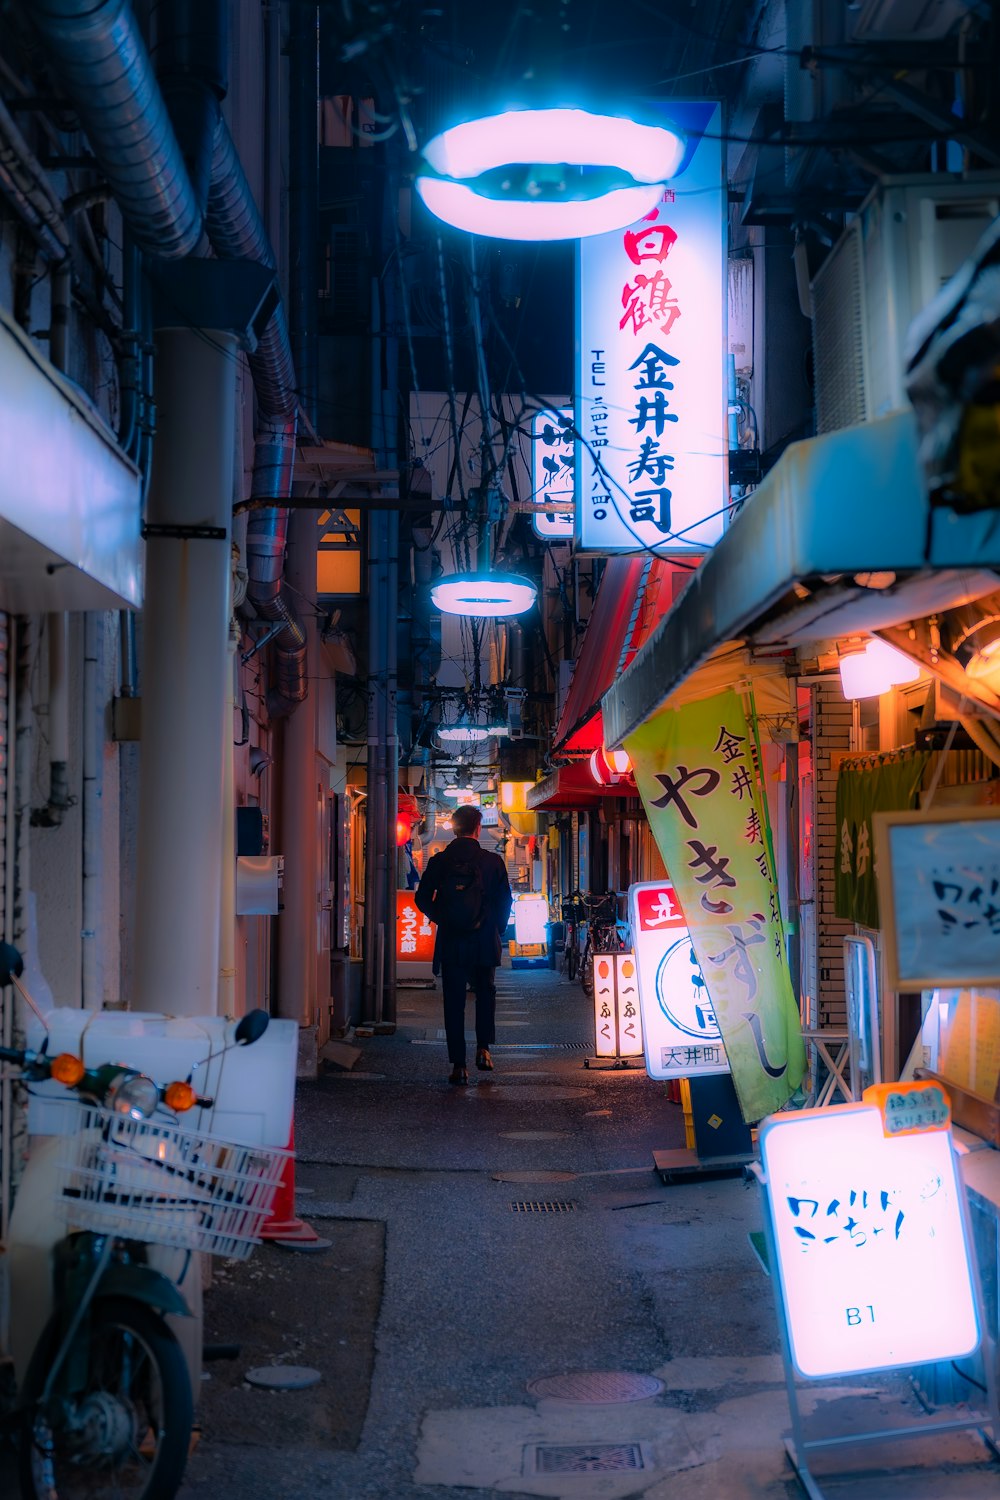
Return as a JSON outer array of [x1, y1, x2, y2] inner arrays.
[[811, 174, 1000, 434]]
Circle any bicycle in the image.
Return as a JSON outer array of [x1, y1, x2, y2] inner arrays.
[[579, 892, 629, 997], [559, 892, 586, 982]]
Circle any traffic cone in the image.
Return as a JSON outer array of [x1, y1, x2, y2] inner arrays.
[[260, 1120, 320, 1244]]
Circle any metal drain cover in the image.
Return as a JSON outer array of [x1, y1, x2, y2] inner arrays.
[[493, 1170, 577, 1183], [509, 1200, 578, 1213], [525, 1442, 649, 1475], [527, 1370, 664, 1403], [497, 1130, 570, 1140]]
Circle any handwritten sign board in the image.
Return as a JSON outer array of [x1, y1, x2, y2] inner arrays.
[[628, 879, 729, 1079], [874, 805, 1000, 989], [759, 1088, 979, 1379], [531, 407, 574, 541]]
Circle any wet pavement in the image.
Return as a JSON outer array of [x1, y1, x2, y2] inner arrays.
[[6, 965, 999, 1497]]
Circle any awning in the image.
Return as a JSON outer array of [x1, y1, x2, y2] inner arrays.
[[0, 304, 142, 611], [552, 555, 685, 755], [526, 763, 637, 811], [602, 409, 1000, 746]]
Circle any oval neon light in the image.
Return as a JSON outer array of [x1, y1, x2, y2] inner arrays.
[[431, 573, 536, 618], [416, 107, 684, 242]]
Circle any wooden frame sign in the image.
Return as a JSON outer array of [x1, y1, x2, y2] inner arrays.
[[873, 805, 1000, 990]]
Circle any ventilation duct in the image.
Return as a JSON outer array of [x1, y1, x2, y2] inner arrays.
[[32, 0, 306, 713]]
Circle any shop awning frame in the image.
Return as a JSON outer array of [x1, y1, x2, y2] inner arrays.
[[602, 409, 1000, 746]]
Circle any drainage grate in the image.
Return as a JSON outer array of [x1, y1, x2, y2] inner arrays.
[[509, 1200, 578, 1213], [525, 1443, 647, 1475], [527, 1371, 664, 1403]]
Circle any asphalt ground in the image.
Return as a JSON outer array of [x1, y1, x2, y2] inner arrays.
[[5, 964, 999, 1498]]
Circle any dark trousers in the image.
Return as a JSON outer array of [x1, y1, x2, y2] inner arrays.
[[440, 941, 497, 1066]]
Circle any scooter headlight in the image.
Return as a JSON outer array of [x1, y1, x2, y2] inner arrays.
[[108, 1070, 160, 1120]]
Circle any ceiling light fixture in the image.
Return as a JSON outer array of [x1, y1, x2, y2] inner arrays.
[[839, 639, 921, 700], [947, 600, 1000, 686], [431, 571, 536, 619], [415, 107, 685, 242]]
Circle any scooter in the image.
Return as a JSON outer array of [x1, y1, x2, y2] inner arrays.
[[0, 943, 283, 1500]]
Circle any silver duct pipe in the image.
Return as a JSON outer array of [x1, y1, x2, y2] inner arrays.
[[33, 0, 203, 260], [31, 0, 307, 711]]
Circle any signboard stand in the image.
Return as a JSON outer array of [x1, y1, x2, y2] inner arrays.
[[653, 1074, 754, 1182], [753, 1086, 999, 1498], [586, 951, 645, 1069]]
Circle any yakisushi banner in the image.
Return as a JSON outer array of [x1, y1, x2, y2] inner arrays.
[[625, 688, 805, 1121]]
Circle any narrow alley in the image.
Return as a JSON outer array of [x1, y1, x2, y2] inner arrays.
[[171, 970, 997, 1500]]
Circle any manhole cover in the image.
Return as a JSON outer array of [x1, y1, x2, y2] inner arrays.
[[487, 1085, 590, 1102], [526, 1371, 664, 1403], [497, 1130, 570, 1140], [493, 1170, 577, 1183], [244, 1365, 322, 1391], [525, 1442, 648, 1474]]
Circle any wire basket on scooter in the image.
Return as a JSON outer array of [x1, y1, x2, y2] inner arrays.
[[52, 1104, 291, 1260]]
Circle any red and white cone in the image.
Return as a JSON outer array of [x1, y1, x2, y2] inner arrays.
[[260, 1121, 321, 1244]]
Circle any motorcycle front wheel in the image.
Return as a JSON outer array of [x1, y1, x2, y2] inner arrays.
[[19, 1296, 192, 1500]]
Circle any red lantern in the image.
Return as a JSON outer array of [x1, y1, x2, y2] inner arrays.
[[396, 817, 412, 847], [588, 746, 634, 787]]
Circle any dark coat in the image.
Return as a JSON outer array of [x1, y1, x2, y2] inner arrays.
[[415, 837, 513, 969]]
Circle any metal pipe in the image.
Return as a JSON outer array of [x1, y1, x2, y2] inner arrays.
[[134, 328, 237, 1016], [32, 0, 204, 259], [81, 613, 103, 1009], [31, 615, 71, 830], [0, 93, 71, 264], [288, 3, 319, 432]]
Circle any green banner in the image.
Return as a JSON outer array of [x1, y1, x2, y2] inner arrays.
[[625, 689, 805, 1122], [835, 751, 928, 927]]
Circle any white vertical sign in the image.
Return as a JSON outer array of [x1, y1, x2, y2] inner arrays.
[[628, 879, 730, 1079], [531, 407, 575, 540], [592, 952, 644, 1058], [576, 103, 726, 555]]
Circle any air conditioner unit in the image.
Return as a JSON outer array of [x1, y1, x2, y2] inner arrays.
[[811, 175, 1000, 434]]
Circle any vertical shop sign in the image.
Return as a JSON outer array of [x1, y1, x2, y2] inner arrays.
[[531, 407, 575, 540], [628, 879, 729, 1079], [625, 688, 805, 1120], [396, 891, 435, 963], [592, 953, 644, 1059], [575, 102, 726, 555]]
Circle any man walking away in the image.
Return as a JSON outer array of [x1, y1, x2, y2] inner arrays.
[[415, 804, 513, 1085]]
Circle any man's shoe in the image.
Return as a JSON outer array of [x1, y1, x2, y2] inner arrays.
[[475, 1048, 494, 1071], [449, 1065, 469, 1085]]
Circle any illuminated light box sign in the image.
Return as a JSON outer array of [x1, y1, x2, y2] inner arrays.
[[479, 791, 498, 827], [593, 952, 644, 1059], [396, 891, 435, 963], [575, 101, 725, 556], [759, 1085, 979, 1380], [628, 880, 729, 1079], [531, 407, 574, 541], [513, 895, 549, 946]]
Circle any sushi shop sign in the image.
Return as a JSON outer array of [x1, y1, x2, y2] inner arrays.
[[628, 880, 729, 1079]]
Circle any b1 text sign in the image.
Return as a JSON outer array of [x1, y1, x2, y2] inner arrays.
[[575, 101, 726, 555], [628, 880, 729, 1079], [759, 1098, 979, 1379]]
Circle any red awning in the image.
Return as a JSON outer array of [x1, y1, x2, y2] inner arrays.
[[526, 763, 636, 810], [551, 557, 691, 756]]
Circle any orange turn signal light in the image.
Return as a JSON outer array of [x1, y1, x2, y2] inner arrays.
[[163, 1080, 197, 1113], [50, 1052, 85, 1087]]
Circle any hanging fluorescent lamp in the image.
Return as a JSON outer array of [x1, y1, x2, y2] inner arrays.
[[431, 571, 536, 618], [437, 721, 509, 742], [839, 639, 921, 700], [415, 107, 684, 241]]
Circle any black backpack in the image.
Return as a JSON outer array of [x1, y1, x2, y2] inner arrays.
[[434, 853, 486, 934]]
